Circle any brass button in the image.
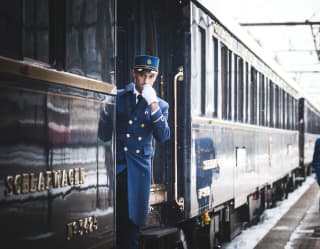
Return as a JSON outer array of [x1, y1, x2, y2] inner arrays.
[[124, 147, 128, 151], [140, 123, 145, 128], [128, 120, 133, 125], [126, 133, 131, 138], [138, 136, 142, 141], [144, 111, 148, 115], [136, 149, 140, 154]]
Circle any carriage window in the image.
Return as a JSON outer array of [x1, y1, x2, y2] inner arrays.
[[221, 45, 228, 120], [278, 88, 282, 128], [259, 74, 265, 126], [244, 62, 249, 123], [293, 98, 298, 130], [213, 37, 219, 118], [250, 67, 258, 124], [265, 78, 270, 127], [289, 94, 293, 130], [285, 93, 288, 129], [270, 81, 275, 127], [279, 88, 283, 128], [312, 110, 320, 133], [307, 109, 320, 133], [66, 0, 115, 83], [285, 93, 289, 129], [282, 91, 286, 129], [292, 96, 295, 130], [199, 27, 206, 116], [220, 45, 232, 120], [308, 110, 316, 133], [23, 0, 49, 63], [292, 98, 296, 130], [1, 0, 51, 63], [305, 107, 309, 132], [284, 91, 287, 129], [292, 98, 295, 130], [238, 57, 244, 122], [0, 1, 23, 58], [204, 32, 215, 117], [191, 24, 202, 116], [282, 90, 287, 129], [288, 95, 292, 130], [233, 55, 238, 121], [274, 85, 280, 128], [228, 51, 232, 120]]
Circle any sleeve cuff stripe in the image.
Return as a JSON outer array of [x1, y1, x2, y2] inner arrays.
[[153, 115, 163, 123]]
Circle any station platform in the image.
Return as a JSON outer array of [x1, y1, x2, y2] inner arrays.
[[254, 181, 320, 249]]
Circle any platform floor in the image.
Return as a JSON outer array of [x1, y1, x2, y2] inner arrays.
[[254, 182, 320, 249]]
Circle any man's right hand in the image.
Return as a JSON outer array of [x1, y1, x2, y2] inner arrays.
[[142, 84, 158, 105]]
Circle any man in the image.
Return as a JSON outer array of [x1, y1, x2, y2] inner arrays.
[[116, 55, 170, 249], [312, 137, 320, 186]]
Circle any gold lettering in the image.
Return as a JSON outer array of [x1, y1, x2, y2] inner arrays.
[[29, 173, 36, 192], [67, 221, 78, 240], [5, 176, 14, 197], [88, 216, 92, 232], [66, 223, 73, 240], [74, 168, 79, 185], [61, 170, 68, 187], [38, 172, 45, 192], [14, 175, 21, 194], [52, 170, 61, 188], [83, 217, 89, 234], [79, 168, 85, 185], [3, 167, 85, 197], [45, 171, 52, 190], [65, 216, 98, 240], [92, 215, 98, 231], [78, 219, 84, 235], [68, 169, 74, 186], [21, 173, 29, 194], [72, 221, 78, 236]]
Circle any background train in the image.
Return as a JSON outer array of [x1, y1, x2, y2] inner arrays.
[[1, 0, 320, 249]]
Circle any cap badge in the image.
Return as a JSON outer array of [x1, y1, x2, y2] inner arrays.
[[147, 59, 152, 65]]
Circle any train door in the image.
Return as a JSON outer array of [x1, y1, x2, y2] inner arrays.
[[117, 0, 190, 223]]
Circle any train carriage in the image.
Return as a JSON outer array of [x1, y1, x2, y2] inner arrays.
[[0, 1, 116, 248]]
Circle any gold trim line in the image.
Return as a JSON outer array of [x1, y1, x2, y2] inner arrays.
[[0, 56, 117, 95]]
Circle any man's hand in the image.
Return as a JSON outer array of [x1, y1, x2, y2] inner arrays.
[[142, 84, 158, 105]]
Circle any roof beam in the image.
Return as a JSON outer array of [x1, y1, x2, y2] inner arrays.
[[287, 70, 320, 73], [240, 21, 320, 26]]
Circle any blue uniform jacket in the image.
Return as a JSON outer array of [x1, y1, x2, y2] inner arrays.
[[116, 82, 170, 225]]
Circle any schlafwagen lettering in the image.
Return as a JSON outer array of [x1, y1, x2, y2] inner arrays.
[[4, 167, 85, 197]]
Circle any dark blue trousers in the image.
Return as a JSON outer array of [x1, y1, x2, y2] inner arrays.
[[116, 169, 140, 249]]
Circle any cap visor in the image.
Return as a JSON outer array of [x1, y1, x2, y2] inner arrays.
[[135, 67, 158, 74]]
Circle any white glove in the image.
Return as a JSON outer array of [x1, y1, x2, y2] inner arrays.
[[142, 84, 158, 105]]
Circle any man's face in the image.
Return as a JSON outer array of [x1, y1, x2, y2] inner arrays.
[[132, 70, 157, 92]]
